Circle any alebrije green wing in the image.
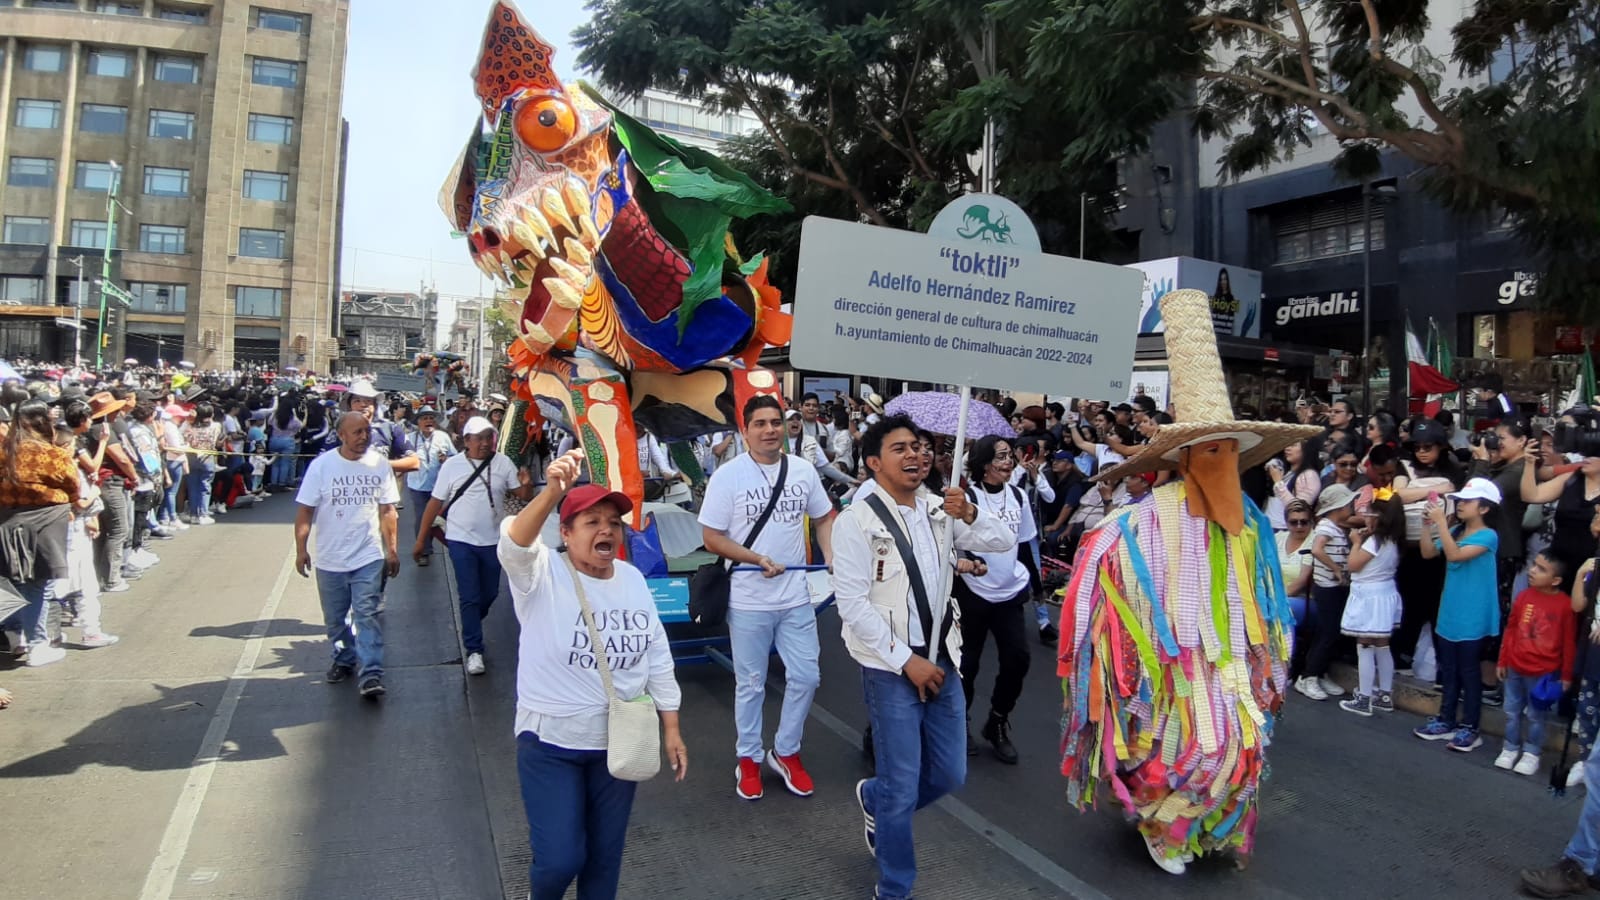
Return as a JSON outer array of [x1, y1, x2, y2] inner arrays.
[[579, 83, 790, 334]]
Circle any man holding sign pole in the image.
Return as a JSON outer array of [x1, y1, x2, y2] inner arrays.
[[832, 416, 1011, 900]]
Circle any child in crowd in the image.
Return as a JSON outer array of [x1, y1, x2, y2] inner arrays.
[[1414, 477, 1502, 752], [1338, 489, 1406, 715], [1495, 552, 1577, 775], [1296, 484, 1357, 701]]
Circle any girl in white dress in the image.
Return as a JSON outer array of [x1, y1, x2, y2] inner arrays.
[[1340, 490, 1407, 716]]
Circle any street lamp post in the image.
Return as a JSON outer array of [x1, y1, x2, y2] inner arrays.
[[1361, 182, 1398, 414]]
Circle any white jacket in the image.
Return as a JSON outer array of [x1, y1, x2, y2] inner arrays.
[[830, 482, 1013, 673]]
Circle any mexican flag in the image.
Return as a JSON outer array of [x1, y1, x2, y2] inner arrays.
[[1406, 317, 1457, 414]]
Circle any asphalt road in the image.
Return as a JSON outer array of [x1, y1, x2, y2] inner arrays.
[[0, 499, 1583, 899]]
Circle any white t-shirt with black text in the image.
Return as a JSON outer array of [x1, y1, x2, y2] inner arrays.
[[699, 453, 833, 612], [960, 483, 1031, 599], [295, 449, 400, 572], [430, 452, 520, 546], [499, 525, 681, 750]]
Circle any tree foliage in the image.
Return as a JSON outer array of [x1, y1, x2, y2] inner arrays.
[[574, 0, 1134, 291], [1016, 0, 1600, 317]]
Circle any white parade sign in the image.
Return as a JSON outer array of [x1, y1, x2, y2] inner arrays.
[[791, 215, 1142, 398]]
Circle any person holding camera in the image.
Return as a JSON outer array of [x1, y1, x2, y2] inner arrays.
[[1521, 426, 1600, 580], [1469, 421, 1532, 704]]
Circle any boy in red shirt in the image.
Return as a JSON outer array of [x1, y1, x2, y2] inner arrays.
[[1496, 552, 1578, 776]]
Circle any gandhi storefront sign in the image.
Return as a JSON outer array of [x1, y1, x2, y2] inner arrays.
[[1269, 289, 1362, 327], [1458, 269, 1539, 310]]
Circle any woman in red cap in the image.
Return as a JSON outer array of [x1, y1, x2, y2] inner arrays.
[[498, 448, 688, 900]]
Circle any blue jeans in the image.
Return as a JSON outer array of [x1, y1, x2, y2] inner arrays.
[[728, 604, 820, 760], [161, 459, 184, 522], [1, 579, 49, 646], [1438, 636, 1484, 729], [1566, 737, 1600, 873], [267, 435, 297, 486], [410, 489, 434, 549], [186, 456, 215, 516], [1503, 670, 1549, 754], [516, 732, 638, 900], [446, 540, 500, 655], [860, 659, 967, 900], [313, 559, 385, 678]]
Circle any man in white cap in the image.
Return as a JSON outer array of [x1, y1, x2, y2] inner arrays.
[[324, 379, 419, 476], [405, 406, 455, 567], [413, 415, 532, 675]]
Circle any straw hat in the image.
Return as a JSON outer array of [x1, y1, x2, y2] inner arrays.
[[1095, 289, 1322, 482]]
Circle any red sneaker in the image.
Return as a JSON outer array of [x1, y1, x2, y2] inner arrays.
[[768, 752, 815, 797], [736, 757, 763, 800]]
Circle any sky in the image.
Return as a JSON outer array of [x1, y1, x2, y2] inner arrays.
[[339, 0, 592, 345]]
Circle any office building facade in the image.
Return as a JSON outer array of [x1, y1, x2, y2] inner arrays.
[[0, 0, 349, 370]]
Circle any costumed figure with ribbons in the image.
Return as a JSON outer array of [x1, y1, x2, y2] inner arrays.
[[440, 1, 793, 522], [1056, 289, 1321, 874]]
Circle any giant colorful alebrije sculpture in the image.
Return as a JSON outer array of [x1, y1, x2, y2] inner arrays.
[[1056, 289, 1322, 875], [440, 1, 793, 517]]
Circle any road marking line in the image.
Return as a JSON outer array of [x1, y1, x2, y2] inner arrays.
[[138, 550, 296, 900], [802, 700, 1113, 900]]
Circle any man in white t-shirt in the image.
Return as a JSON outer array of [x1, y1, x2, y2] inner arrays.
[[295, 412, 401, 699], [414, 416, 533, 676], [700, 395, 835, 801]]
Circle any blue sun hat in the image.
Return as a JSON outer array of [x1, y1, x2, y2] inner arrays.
[[1531, 673, 1565, 711]]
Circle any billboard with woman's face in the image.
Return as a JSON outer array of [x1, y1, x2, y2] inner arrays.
[[1127, 257, 1263, 339]]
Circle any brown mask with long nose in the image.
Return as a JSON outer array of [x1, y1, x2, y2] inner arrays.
[[1179, 439, 1244, 535]]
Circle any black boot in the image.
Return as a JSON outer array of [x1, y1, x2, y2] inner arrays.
[[982, 711, 1018, 765], [966, 717, 979, 756]]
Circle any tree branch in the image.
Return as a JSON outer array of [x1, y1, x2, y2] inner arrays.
[[1279, 0, 1322, 97], [1355, 0, 1467, 149], [1191, 14, 1295, 48]]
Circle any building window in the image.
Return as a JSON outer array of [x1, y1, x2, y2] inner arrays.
[[234, 286, 284, 317], [1272, 198, 1386, 265], [148, 109, 196, 140], [143, 166, 190, 197], [255, 8, 306, 32], [4, 216, 51, 244], [247, 113, 294, 144], [8, 157, 57, 187], [251, 58, 299, 88], [127, 282, 187, 313], [242, 170, 289, 201], [0, 277, 45, 305], [69, 219, 108, 249], [16, 99, 63, 129], [95, 2, 143, 14], [156, 4, 207, 22], [139, 224, 186, 254], [80, 103, 127, 134], [87, 49, 132, 77], [23, 45, 66, 72], [31, 0, 80, 9], [152, 55, 200, 83], [239, 228, 286, 259], [74, 160, 115, 190]]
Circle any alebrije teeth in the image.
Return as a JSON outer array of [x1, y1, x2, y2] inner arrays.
[[522, 209, 556, 247], [562, 237, 592, 267], [548, 256, 586, 286], [541, 187, 578, 236], [543, 277, 582, 310]]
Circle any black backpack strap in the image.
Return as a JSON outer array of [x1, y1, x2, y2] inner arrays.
[[863, 493, 937, 659], [442, 455, 494, 516]]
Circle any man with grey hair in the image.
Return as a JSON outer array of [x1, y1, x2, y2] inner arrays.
[[296, 411, 400, 699]]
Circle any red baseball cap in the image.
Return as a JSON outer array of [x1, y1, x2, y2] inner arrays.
[[559, 484, 633, 525]]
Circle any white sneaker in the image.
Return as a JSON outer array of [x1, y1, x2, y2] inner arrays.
[[1568, 764, 1587, 788], [174, 519, 190, 530], [80, 632, 119, 649], [5, 629, 25, 657], [1319, 676, 1346, 698], [1144, 833, 1186, 875], [1494, 748, 1520, 770], [1514, 753, 1541, 776], [129, 550, 159, 567], [197, 516, 216, 526], [1294, 676, 1329, 701], [25, 643, 66, 667], [465, 652, 486, 676]]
